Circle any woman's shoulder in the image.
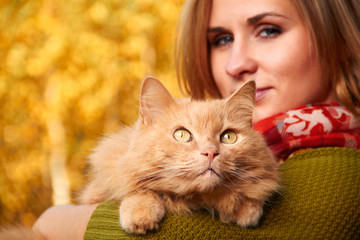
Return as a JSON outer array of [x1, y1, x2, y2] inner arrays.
[[84, 147, 360, 240], [283, 147, 360, 165]]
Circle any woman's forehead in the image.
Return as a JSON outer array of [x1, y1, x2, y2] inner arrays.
[[209, 0, 299, 27]]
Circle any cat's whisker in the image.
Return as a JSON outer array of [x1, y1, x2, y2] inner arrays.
[[169, 172, 192, 180], [222, 173, 237, 186], [132, 165, 169, 174], [133, 165, 192, 182], [133, 177, 163, 192], [132, 163, 192, 176], [227, 171, 281, 196]]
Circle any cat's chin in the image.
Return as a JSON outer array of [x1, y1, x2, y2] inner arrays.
[[194, 169, 222, 191]]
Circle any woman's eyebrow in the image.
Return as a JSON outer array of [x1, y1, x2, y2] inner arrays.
[[208, 12, 289, 33], [248, 12, 288, 25], [207, 27, 226, 33]]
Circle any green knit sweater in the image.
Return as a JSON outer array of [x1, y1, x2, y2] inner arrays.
[[84, 147, 360, 240]]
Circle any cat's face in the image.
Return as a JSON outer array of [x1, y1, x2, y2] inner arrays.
[[134, 77, 272, 195]]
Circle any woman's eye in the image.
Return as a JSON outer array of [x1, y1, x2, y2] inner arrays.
[[220, 130, 237, 144], [258, 25, 282, 38], [211, 35, 233, 47], [173, 129, 192, 143]]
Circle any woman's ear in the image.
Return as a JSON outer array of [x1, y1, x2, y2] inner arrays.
[[139, 76, 175, 126], [225, 80, 256, 126]]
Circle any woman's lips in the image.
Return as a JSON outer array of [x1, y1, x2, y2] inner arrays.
[[255, 87, 271, 102]]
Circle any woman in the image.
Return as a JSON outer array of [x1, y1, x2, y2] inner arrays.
[[34, 0, 360, 239], [176, 0, 359, 119]]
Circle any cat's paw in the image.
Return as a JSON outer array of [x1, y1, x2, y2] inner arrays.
[[119, 192, 165, 234], [234, 200, 263, 227]]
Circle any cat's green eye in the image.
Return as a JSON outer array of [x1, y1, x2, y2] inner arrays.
[[173, 129, 192, 143], [220, 130, 237, 144]]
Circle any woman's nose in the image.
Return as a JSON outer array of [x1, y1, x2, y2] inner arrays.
[[225, 42, 257, 80]]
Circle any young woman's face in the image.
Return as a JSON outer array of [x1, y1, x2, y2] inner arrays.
[[208, 0, 338, 123]]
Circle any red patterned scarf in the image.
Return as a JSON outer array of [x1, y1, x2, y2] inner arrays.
[[254, 103, 360, 161]]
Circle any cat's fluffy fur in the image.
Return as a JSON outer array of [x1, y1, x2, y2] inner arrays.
[[79, 76, 280, 234]]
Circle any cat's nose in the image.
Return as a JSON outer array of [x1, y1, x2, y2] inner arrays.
[[201, 148, 219, 162]]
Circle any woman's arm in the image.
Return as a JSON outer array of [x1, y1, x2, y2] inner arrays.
[[33, 204, 98, 240]]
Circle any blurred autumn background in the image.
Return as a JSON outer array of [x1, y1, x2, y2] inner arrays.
[[0, 0, 185, 227]]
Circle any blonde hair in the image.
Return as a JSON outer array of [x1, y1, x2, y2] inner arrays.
[[293, 0, 360, 115], [175, 0, 220, 100], [175, 0, 360, 115]]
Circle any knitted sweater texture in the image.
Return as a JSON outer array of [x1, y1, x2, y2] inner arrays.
[[84, 147, 360, 240]]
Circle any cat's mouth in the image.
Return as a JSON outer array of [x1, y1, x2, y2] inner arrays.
[[198, 168, 220, 178]]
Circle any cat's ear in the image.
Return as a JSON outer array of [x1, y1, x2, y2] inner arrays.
[[139, 76, 175, 125], [225, 80, 256, 126]]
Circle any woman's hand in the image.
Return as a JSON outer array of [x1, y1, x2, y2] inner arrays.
[[33, 203, 98, 240]]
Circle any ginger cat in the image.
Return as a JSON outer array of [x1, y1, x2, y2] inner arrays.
[[79, 76, 280, 234]]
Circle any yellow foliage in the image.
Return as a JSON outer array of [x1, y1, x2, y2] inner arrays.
[[0, 0, 184, 226]]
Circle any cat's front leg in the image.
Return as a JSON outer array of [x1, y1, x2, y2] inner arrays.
[[119, 190, 165, 234], [232, 198, 263, 227], [218, 196, 263, 227]]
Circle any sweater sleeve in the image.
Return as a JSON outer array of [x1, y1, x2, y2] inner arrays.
[[84, 147, 360, 240]]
